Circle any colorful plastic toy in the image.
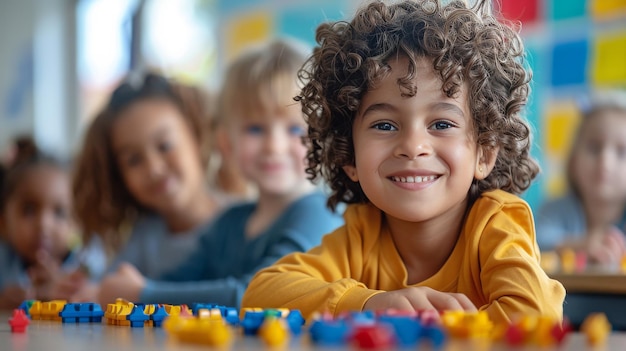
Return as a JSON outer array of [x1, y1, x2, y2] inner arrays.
[[258, 317, 289, 346], [59, 303, 104, 323], [581, 313, 611, 345], [8, 309, 30, 333]]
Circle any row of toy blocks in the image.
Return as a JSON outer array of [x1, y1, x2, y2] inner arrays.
[[20, 300, 103, 324], [308, 310, 445, 349], [163, 313, 233, 347], [240, 308, 305, 336], [190, 303, 239, 325], [104, 299, 187, 327]]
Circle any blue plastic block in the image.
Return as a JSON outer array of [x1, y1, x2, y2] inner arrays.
[[309, 319, 350, 346], [241, 311, 265, 335], [150, 306, 169, 327], [286, 310, 305, 335], [127, 305, 149, 328], [378, 315, 422, 347]]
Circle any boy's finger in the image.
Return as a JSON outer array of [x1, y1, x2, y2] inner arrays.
[[450, 293, 477, 311], [423, 290, 464, 312]]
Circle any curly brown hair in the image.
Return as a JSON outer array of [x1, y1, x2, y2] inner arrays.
[[298, 0, 539, 211], [72, 73, 213, 252]]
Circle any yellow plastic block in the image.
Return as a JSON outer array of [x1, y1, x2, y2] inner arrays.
[[581, 313, 611, 345], [259, 317, 289, 347]]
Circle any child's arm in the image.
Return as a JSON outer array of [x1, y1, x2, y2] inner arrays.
[[101, 195, 344, 307], [242, 224, 384, 319], [0, 284, 33, 310], [478, 202, 566, 323]]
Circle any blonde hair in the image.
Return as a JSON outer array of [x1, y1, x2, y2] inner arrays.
[[216, 39, 310, 127]]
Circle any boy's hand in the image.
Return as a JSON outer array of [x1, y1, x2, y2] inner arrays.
[[363, 287, 476, 316], [98, 263, 145, 306]]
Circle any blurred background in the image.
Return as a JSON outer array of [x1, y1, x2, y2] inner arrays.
[[0, 0, 625, 210]]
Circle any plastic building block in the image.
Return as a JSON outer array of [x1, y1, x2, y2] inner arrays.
[[581, 313, 611, 345], [560, 248, 576, 273], [150, 306, 169, 327], [441, 311, 492, 339], [18, 300, 35, 318], [164, 314, 232, 347], [190, 303, 239, 325], [351, 324, 396, 349], [419, 309, 440, 325], [550, 318, 572, 345], [29, 300, 67, 321], [504, 324, 525, 346], [241, 310, 265, 335], [127, 304, 150, 327], [59, 303, 104, 323], [378, 315, 422, 347], [259, 317, 289, 347], [8, 309, 30, 333], [309, 319, 350, 346], [104, 299, 134, 326], [285, 310, 305, 335], [422, 324, 446, 349]]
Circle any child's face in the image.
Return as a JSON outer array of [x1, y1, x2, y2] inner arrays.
[[571, 109, 626, 204], [111, 99, 205, 215], [1, 165, 73, 265], [230, 100, 312, 198], [344, 56, 486, 223]]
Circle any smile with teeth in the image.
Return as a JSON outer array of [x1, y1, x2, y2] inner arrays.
[[390, 175, 438, 183]]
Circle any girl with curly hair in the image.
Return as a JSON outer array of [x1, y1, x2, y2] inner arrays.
[[243, 0, 565, 323], [62, 72, 229, 301]]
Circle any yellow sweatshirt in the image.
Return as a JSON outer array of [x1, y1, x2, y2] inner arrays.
[[242, 190, 565, 324]]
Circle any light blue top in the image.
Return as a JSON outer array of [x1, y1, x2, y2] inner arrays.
[[534, 191, 626, 250], [106, 213, 214, 279], [140, 191, 344, 307]]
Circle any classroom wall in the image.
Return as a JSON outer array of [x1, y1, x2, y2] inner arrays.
[[497, 0, 626, 209], [2, 0, 625, 210], [0, 0, 36, 154], [0, 0, 77, 158]]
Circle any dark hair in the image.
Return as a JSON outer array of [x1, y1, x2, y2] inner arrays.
[[0, 151, 66, 212], [298, 0, 539, 210], [72, 72, 212, 251]]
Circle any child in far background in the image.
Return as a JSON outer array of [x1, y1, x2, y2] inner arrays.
[[94, 39, 344, 308], [242, 0, 564, 324], [0, 151, 103, 309], [64, 73, 232, 301], [535, 90, 626, 266]]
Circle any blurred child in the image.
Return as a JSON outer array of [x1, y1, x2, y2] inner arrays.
[[0, 152, 100, 308], [66, 73, 228, 300], [94, 39, 344, 308], [536, 91, 626, 265], [242, 0, 565, 324]]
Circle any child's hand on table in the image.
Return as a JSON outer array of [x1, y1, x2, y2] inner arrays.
[[587, 226, 626, 265], [97, 263, 145, 306], [28, 250, 78, 301], [363, 286, 476, 317]]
